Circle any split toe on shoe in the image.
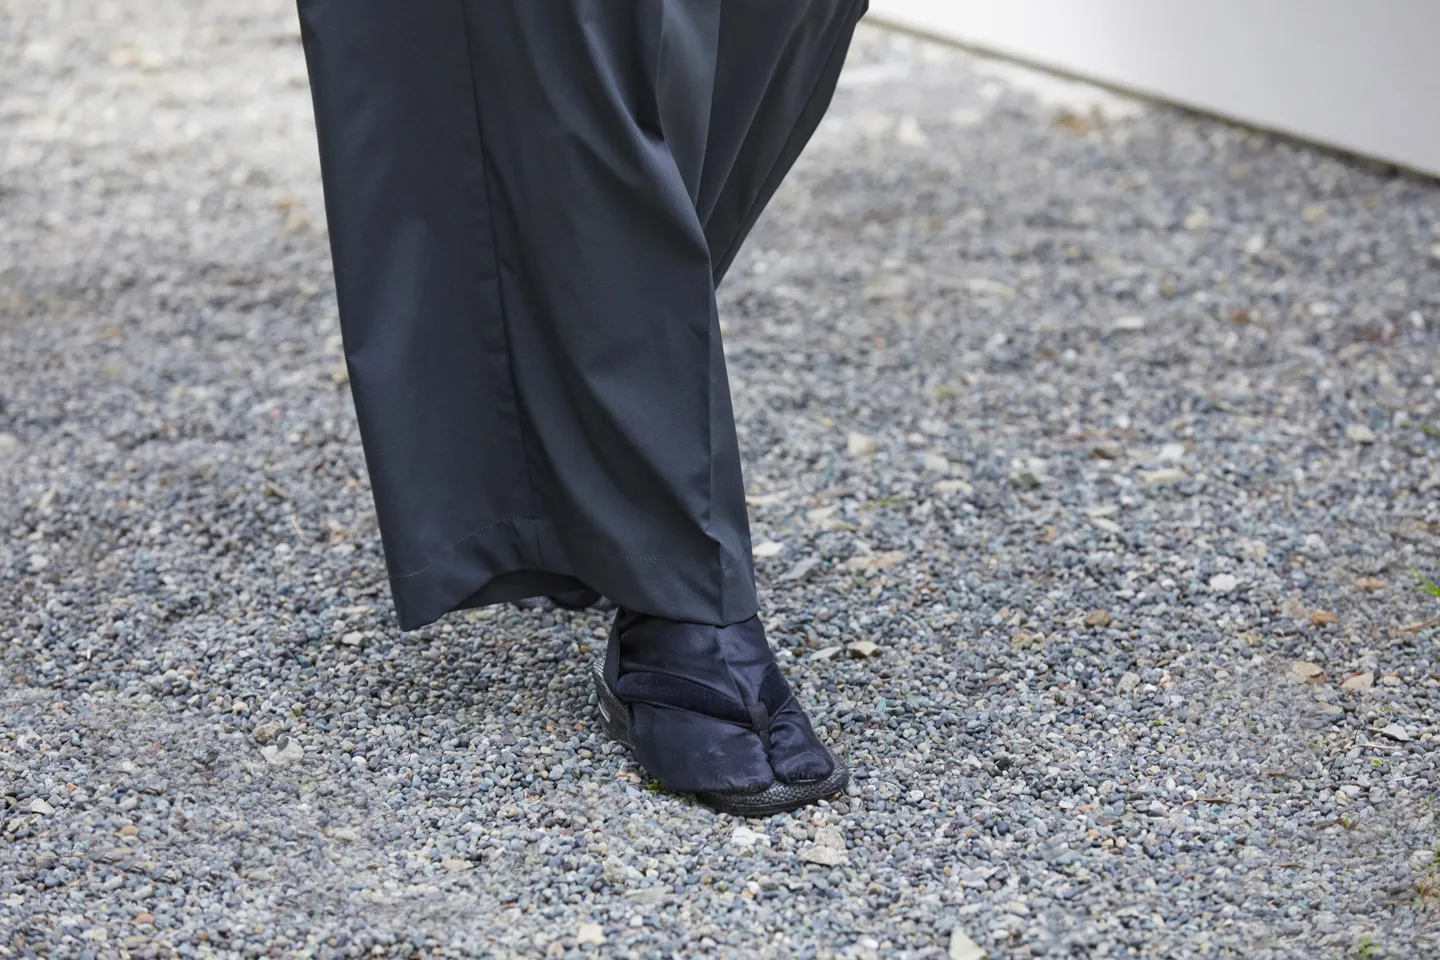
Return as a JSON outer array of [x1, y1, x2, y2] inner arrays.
[[593, 613, 848, 816], [764, 702, 835, 783]]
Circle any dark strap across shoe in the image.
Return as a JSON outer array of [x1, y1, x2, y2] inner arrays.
[[593, 612, 848, 816]]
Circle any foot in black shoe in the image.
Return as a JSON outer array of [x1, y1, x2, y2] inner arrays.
[[592, 611, 847, 816], [550, 587, 603, 610], [513, 587, 605, 612]]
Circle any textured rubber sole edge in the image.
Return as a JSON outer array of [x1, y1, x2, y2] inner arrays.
[[590, 660, 848, 817], [592, 660, 634, 749]]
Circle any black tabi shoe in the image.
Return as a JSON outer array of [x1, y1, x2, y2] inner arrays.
[[592, 611, 848, 816], [549, 587, 603, 610], [513, 587, 605, 612]]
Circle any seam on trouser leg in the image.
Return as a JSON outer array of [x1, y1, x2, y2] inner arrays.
[[454, 1, 544, 535]]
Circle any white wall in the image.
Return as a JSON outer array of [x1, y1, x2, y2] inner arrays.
[[868, 0, 1440, 177]]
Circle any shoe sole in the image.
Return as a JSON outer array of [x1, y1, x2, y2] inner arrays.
[[591, 660, 848, 817]]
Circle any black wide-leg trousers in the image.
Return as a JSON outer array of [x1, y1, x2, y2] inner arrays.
[[298, 0, 866, 630]]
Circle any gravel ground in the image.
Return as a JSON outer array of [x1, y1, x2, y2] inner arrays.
[[4, 2, 1440, 957]]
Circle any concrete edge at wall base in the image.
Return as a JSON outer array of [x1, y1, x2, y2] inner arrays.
[[863, 12, 1440, 184]]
